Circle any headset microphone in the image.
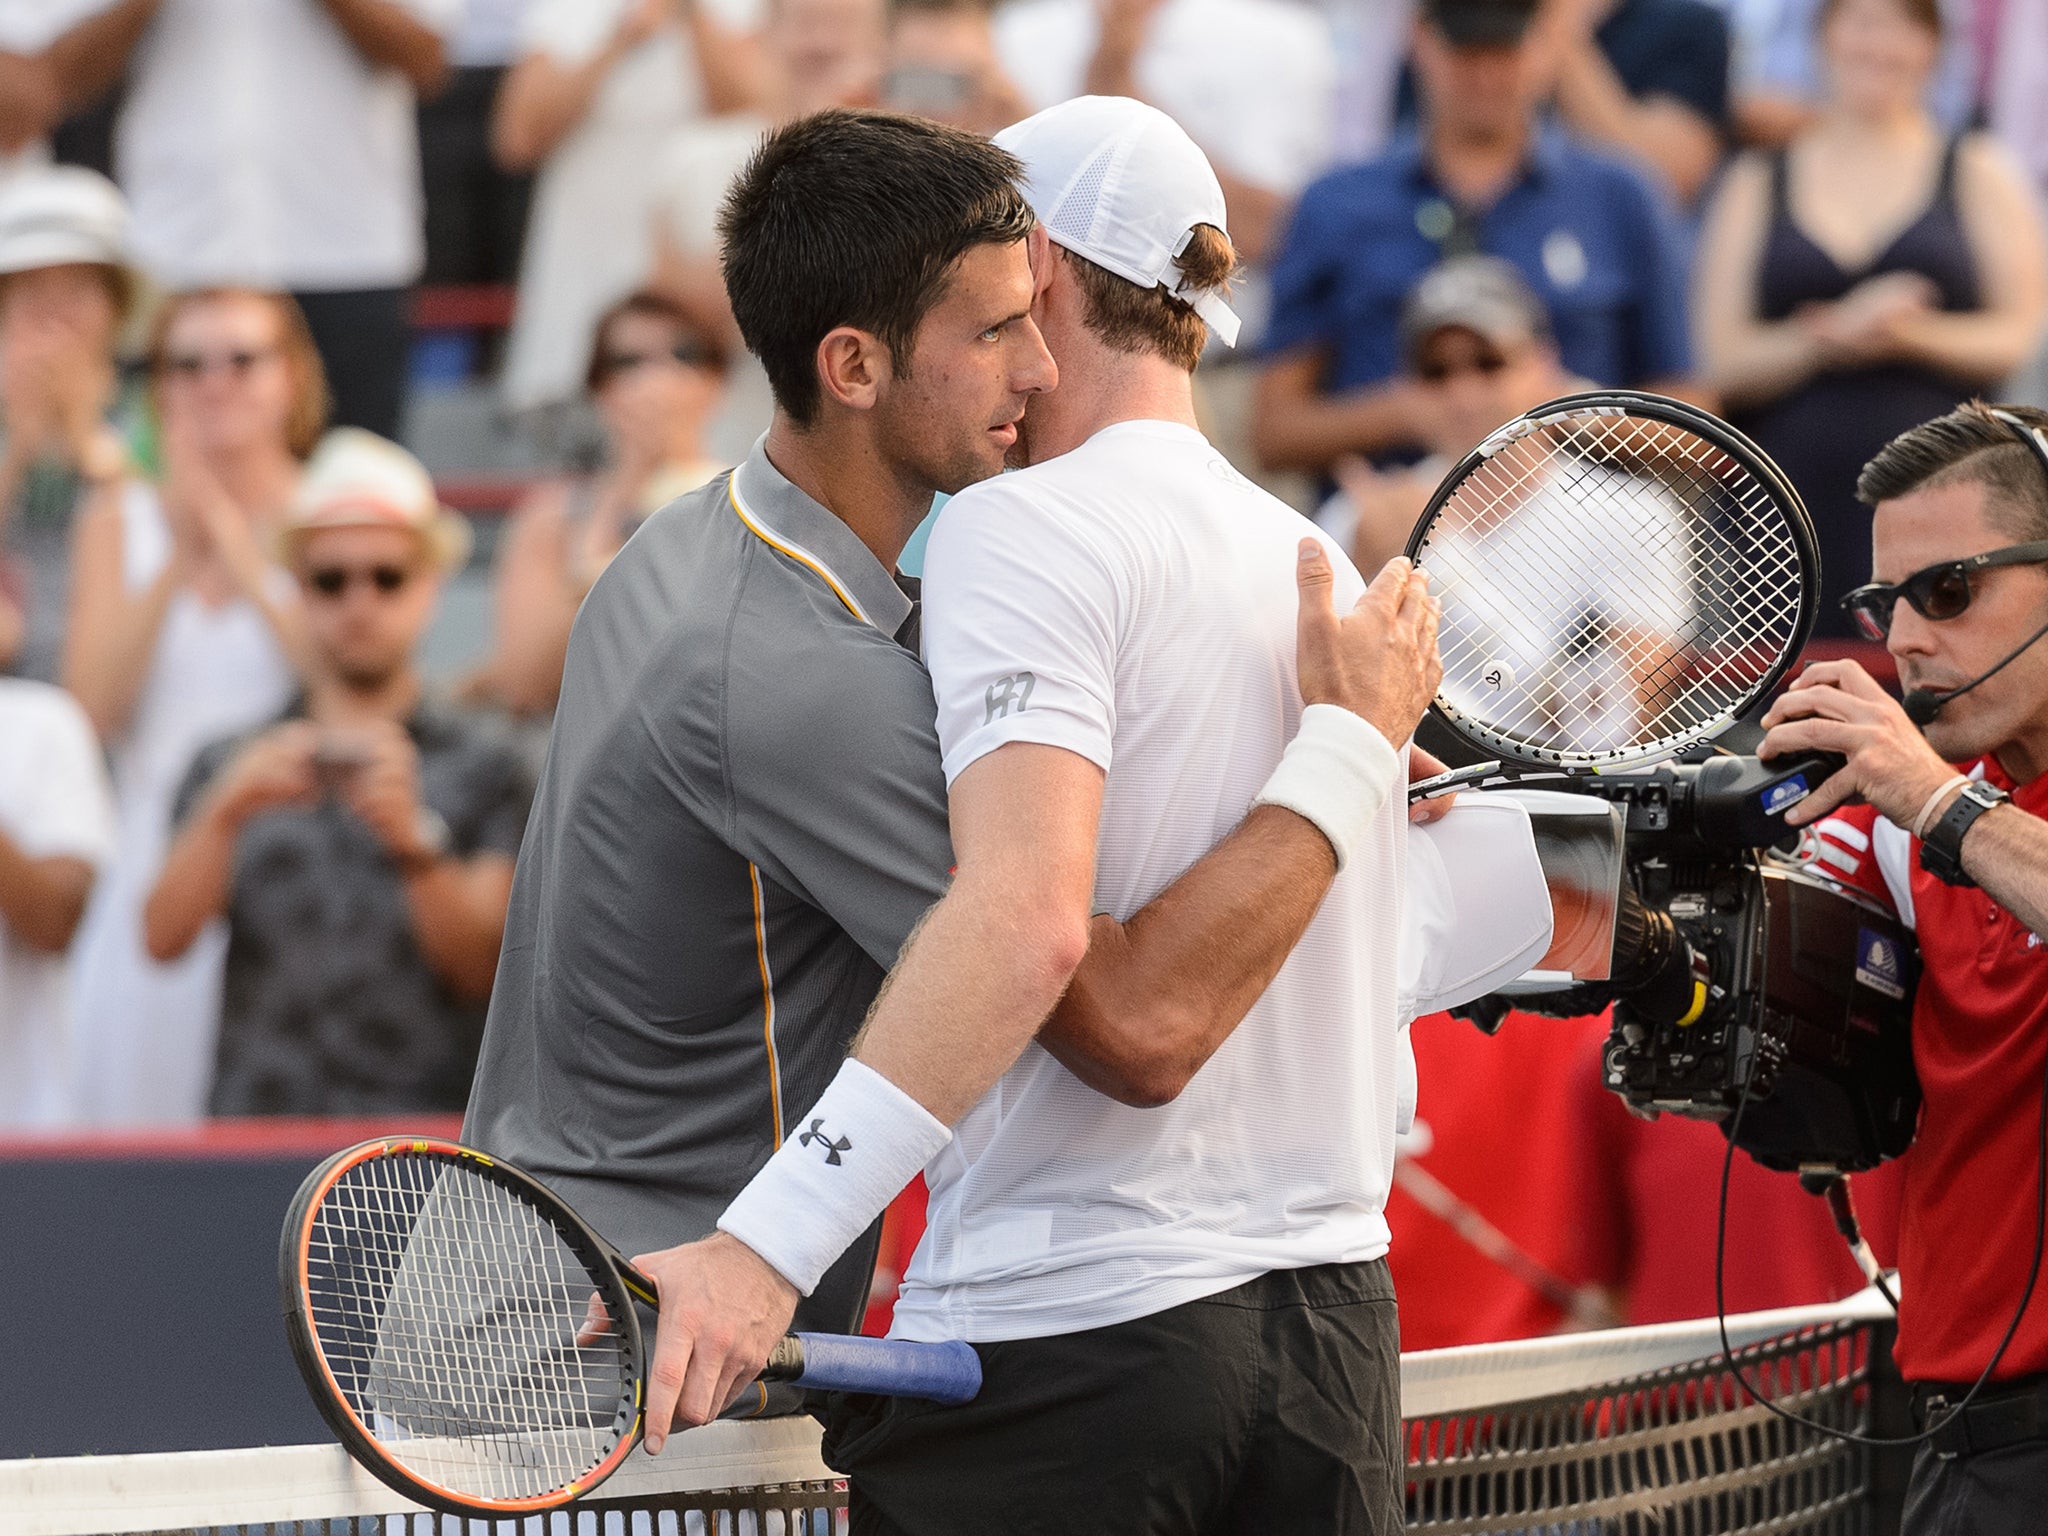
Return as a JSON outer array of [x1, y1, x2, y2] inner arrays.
[[1901, 613, 2048, 726]]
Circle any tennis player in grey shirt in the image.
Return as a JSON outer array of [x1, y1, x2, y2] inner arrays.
[[465, 109, 1447, 1373]]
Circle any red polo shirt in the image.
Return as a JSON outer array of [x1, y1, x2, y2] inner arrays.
[[1813, 758, 2048, 1383]]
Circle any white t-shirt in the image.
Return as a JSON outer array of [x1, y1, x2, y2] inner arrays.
[[892, 419, 1408, 1344], [992, 0, 1335, 197], [115, 0, 460, 291], [0, 680, 116, 1128]]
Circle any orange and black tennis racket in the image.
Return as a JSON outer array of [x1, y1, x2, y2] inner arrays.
[[281, 1136, 978, 1516]]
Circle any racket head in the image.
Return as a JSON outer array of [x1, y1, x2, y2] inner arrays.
[[279, 1137, 646, 1516], [1405, 391, 1820, 770]]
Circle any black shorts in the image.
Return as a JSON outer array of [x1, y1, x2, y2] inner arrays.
[[821, 1258, 1402, 1536]]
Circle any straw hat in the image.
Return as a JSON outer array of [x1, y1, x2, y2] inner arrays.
[[278, 428, 474, 571], [0, 166, 138, 316]]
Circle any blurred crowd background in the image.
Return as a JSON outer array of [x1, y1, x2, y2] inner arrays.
[[2, 0, 2044, 1346]]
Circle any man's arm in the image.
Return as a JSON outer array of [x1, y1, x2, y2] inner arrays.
[[0, 832, 92, 953], [43, 0, 159, 114], [316, 0, 448, 94], [1251, 351, 1431, 475], [1760, 659, 2048, 937]]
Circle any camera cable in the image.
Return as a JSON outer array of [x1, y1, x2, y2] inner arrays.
[[1712, 1031, 2048, 1447]]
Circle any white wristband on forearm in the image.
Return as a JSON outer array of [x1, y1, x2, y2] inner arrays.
[[718, 1057, 952, 1296], [1252, 704, 1401, 871]]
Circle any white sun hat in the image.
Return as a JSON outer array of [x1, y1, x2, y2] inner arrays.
[[279, 427, 474, 571], [994, 95, 1241, 348]]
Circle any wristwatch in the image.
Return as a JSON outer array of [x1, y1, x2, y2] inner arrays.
[[1919, 779, 2008, 888]]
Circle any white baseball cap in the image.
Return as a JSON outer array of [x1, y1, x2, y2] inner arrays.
[[280, 428, 474, 571], [994, 96, 1241, 348]]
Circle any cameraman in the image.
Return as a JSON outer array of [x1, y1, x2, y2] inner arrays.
[[1760, 401, 2048, 1534]]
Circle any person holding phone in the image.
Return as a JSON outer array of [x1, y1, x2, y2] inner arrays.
[[144, 429, 534, 1116]]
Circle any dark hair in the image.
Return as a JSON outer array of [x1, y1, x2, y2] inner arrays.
[[1857, 401, 2048, 541], [888, 0, 992, 18], [584, 289, 727, 392], [719, 108, 1034, 424], [1817, 0, 1941, 35], [1065, 224, 1236, 373]]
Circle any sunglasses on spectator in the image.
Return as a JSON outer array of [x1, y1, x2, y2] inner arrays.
[[157, 346, 279, 380], [597, 340, 718, 380], [1415, 351, 1508, 384], [1839, 540, 2048, 640], [305, 563, 414, 599]]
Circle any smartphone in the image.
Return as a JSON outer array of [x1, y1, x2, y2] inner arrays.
[[312, 737, 374, 790]]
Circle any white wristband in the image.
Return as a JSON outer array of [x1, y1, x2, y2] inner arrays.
[[718, 1058, 952, 1296], [1252, 704, 1400, 871]]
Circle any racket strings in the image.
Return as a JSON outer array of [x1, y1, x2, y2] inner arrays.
[[1421, 410, 1805, 764], [302, 1154, 636, 1504]]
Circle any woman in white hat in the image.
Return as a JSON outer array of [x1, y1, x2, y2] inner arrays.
[[0, 166, 140, 684], [61, 286, 325, 1126]]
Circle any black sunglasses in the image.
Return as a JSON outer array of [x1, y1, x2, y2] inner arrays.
[[598, 340, 718, 380], [1839, 539, 2048, 640], [1416, 351, 1508, 384], [157, 346, 278, 379], [306, 563, 412, 599]]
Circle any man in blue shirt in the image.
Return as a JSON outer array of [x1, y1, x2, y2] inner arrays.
[[1252, 0, 1699, 481]]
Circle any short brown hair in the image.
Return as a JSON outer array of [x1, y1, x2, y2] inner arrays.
[[1857, 401, 2048, 541], [147, 287, 330, 460], [1818, 0, 1941, 35], [1066, 223, 1236, 373], [720, 108, 1034, 424], [585, 289, 729, 392]]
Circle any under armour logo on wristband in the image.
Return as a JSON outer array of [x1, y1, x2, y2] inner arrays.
[[799, 1119, 852, 1165]]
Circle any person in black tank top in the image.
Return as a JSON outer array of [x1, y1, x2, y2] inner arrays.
[[1692, 0, 2047, 640], [1737, 135, 1979, 635]]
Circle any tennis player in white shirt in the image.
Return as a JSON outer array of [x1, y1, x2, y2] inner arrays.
[[629, 96, 1451, 1531]]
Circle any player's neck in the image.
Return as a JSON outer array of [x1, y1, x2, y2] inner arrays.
[[1022, 343, 1199, 464], [761, 413, 929, 572]]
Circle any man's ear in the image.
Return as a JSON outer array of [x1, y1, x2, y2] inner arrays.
[[815, 326, 891, 412], [1027, 224, 1054, 302]]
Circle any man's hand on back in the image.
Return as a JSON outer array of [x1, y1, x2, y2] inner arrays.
[[632, 1231, 800, 1452], [1294, 541, 1443, 752]]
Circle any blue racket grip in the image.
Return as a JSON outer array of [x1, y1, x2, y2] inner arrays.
[[765, 1333, 981, 1405]]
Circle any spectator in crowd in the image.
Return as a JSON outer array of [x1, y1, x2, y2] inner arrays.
[[495, 0, 764, 420], [417, 0, 537, 288], [0, 674, 114, 1128], [1712, 0, 1975, 147], [881, 0, 1027, 137], [990, 0, 1335, 263], [146, 430, 528, 1116], [63, 288, 315, 1125], [1546, 0, 1731, 206], [1693, 0, 2046, 636], [646, 0, 888, 459], [80, 0, 456, 442], [1252, 0, 1696, 484], [474, 291, 728, 722], [0, 167, 137, 684], [1326, 255, 1585, 575]]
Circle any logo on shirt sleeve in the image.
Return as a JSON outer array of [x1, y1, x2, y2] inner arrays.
[[799, 1118, 852, 1165], [984, 671, 1037, 723]]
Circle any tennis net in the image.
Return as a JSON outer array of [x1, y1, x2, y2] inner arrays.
[[2, 1291, 1899, 1536]]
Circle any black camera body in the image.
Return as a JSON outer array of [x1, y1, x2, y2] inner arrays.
[[1561, 757, 1921, 1176]]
